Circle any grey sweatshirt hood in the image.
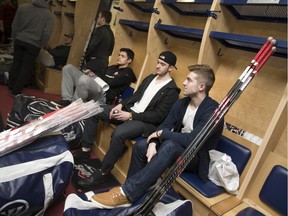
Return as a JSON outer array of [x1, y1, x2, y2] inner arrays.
[[32, 0, 51, 9]]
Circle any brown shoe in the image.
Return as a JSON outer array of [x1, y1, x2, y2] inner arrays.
[[91, 187, 131, 209]]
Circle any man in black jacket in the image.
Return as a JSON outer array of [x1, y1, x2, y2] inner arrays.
[[91, 64, 224, 209], [76, 51, 181, 188], [59, 48, 136, 106], [84, 10, 115, 75]]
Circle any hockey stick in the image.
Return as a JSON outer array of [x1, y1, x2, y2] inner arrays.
[[130, 37, 276, 216], [79, 20, 96, 69], [0, 100, 103, 157]]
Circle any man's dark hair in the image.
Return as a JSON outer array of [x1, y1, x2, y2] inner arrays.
[[120, 48, 135, 61], [100, 10, 112, 24]]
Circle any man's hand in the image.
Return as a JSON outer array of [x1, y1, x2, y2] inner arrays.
[[83, 69, 96, 78], [147, 130, 162, 143], [146, 142, 157, 162], [109, 104, 123, 119], [111, 110, 130, 121]]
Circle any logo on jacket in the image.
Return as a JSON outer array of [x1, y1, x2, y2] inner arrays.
[[0, 200, 29, 216]]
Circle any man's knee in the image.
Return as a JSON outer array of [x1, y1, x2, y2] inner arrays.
[[111, 125, 126, 140], [133, 139, 147, 154], [62, 64, 74, 73], [159, 140, 182, 156], [77, 74, 90, 86]]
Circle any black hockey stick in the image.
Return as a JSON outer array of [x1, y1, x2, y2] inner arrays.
[[79, 20, 96, 69], [130, 37, 276, 216]]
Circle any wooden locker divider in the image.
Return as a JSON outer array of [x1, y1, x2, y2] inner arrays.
[[59, 0, 75, 45], [49, 0, 63, 48]]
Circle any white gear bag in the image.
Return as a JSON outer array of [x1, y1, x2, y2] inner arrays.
[[208, 149, 239, 194]]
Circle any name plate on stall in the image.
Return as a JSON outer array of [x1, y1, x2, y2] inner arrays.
[[176, 0, 196, 3], [247, 0, 280, 4]]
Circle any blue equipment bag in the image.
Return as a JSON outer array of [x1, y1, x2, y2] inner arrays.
[[0, 134, 74, 216], [63, 188, 193, 216]]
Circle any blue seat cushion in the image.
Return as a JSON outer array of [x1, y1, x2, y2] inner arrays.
[[179, 135, 251, 198], [121, 86, 134, 100], [259, 165, 287, 215], [180, 172, 225, 198], [216, 136, 251, 175], [236, 207, 265, 216]]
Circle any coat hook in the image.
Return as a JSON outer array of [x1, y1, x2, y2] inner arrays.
[[113, 6, 124, 12], [164, 38, 168, 45], [217, 48, 224, 56]]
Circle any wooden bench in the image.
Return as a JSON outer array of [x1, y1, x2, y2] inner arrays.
[[93, 120, 253, 215], [172, 136, 252, 216], [35, 63, 62, 95]]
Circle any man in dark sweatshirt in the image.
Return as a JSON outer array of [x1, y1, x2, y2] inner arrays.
[[8, 0, 53, 96], [59, 48, 136, 106], [83, 10, 115, 76]]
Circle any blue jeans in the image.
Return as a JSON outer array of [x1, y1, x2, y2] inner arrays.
[[122, 139, 185, 202]]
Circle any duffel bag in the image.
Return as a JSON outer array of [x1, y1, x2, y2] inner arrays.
[[0, 134, 74, 216]]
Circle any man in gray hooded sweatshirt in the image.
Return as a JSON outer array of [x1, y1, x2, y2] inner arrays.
[[8, 0, 53, 96]]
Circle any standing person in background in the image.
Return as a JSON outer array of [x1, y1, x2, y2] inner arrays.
[[8, 0, 53, 96], [0, 0, 17, 44], [83, 10, 115, 76]]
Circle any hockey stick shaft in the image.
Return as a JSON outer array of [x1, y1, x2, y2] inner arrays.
[[79, 20, 96, 69], [219, 37, 275, 110], [132, 38, 276, 216]]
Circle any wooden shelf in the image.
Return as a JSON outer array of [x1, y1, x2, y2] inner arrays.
[[220, 0, 287, 23], [124, 0, 156, 13], [53, 11, 61, 16], [209, 31, 287, 58], [64, 12, 75, 18], [119, 19, 149, 32], [161, 0, 213, 16], [154, 23, 204, 42]]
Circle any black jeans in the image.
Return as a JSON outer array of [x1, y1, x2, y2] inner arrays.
[[8, 40, 40, 94], [81, 104, 157, 173]]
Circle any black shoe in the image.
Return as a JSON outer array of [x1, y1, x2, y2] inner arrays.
[[78, 169, 108, 188], [73, 148, 91, 161], [57, 100, 71, 107], [10, 92, 21, 98]]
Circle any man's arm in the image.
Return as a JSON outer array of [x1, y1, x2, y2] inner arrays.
[[161, 98, 221, 148], [101, 67, 136, 87]]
